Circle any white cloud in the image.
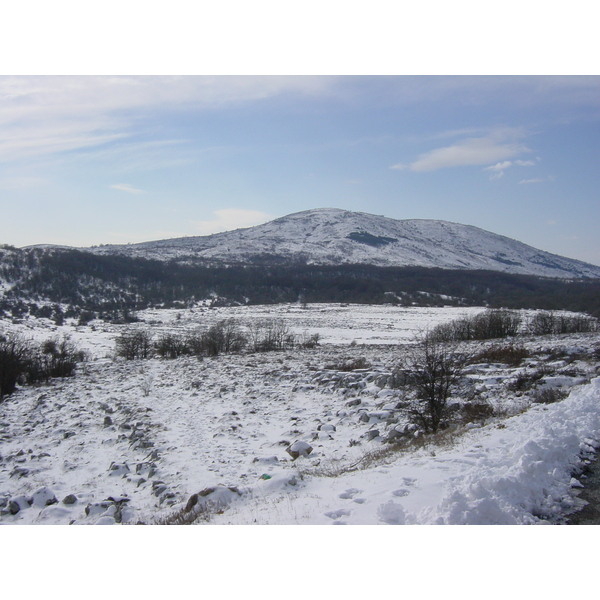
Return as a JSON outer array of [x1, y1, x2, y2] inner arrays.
[[519, 175, 554, 184], [392, 130, 531, 173], [110, 183, 145, 194], [485, 161, 513, 171], [484, 161, 512, 180], [483, 156, 538, 180], [190, 209, 274, 235], [0, 76, 334, 163]]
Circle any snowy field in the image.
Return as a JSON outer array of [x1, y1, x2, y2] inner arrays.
[[1, 303, 600, 527]]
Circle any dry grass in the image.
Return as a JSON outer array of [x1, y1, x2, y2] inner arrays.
[[299, 425, 474, 478]]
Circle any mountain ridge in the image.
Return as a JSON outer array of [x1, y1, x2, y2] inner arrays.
[[83, 208, 600, 279]]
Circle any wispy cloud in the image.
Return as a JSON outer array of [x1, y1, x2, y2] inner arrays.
[[0, 76, 335, 163], [483, 157, 538, 179], [110, 183, 145, 194], [519, 175, 554, 184], [483, 160, 513, 180], [391, 129, 531, 172], [190, 209, 274, 235]]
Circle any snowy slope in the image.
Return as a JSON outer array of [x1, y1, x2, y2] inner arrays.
[[1, 304, 599, 525], [88, 208, 600, 279]]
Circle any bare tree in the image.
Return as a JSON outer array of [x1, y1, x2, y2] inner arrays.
[[249, 319, 295, 352], [397, 337, 471, 433]]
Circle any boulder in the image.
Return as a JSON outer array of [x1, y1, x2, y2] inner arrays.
[[286, 441, 313, 459], [30, 487, 58, 508]]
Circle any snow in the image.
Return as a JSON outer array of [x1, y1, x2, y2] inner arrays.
[[1, 303, 599, 530], [88, 208, 600, 278]]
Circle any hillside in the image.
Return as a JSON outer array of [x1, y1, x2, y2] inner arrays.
[[88, 208, 600, 279]]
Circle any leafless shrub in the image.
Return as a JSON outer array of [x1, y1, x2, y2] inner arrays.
[[527, 311, 599, 336], [0, 332, 32, 399], [201, 319, 247, 356], [470, 343, 530, 367], [507, 367, 551, 392], [115, 329, 154, 360], [298, 332, 321, 349], [249, 319, 295, 352], [155, 333, 189, 359], [428, 309, 522, 342], [532, 387, 569, 404], [460, 400, 495, 424], [1, 332, 85, 399], [396, 337, 472, 433]]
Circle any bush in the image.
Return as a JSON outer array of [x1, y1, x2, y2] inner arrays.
[[298, 332, 321, 349], [532, 387, 569, 404], [201, 319, 247, 356], [428, 309, 522, 343], [155, 333, 189, 359], [460, 400, 494, 424], [471, 343, 530, 367], [249, 319, 295, 352], [0, 333, 32, 399], [527, 311, 599, 336], [507, 367, 550, 392], [32, 335, 85, 380], [1, 332, 84, 399], [396, 337, 471, 433], [116, 329, 154, 360]]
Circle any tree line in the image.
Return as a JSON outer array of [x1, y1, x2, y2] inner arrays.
[[2, 247, 600, 318]]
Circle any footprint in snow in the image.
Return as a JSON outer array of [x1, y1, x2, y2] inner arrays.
[[325, 509, 351, 520], [402, 477, 417, 486], [392, 489, 410, 497], [338, 488, 361, 499]]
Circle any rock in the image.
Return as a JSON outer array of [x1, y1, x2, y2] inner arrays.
[[358, 412, 370, 423], [94, 516, 117, 525], [184, 493, 199, 512], [286, 441, 313, 460], [10, 467, 30, 478], [385, 429, 404, 443], [8, 495, 31, 514], [85, 502, 111, 517], [252, 456, 279, 464], [153, 484, 168, 497], [30, 487, 58, 508], [103, 416, 113, 427], [63, 494, 78, 505], [367, 429, 380, 440], [108, 462, 130, 476], [318, 423, 336, 432], [106, 496, 130, 503]]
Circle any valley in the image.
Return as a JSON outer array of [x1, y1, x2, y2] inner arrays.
[[2, 302, 599, 525]]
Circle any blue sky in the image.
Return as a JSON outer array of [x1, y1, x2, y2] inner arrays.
[[1, 73, 599, 265]]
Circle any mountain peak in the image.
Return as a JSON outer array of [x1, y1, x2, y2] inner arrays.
[[88, 208, 600, 279]]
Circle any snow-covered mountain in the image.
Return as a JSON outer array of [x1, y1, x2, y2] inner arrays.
[[89, 208, 600, 279]]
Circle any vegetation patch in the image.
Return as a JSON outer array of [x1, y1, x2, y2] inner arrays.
[[347, 232, 398, 247]]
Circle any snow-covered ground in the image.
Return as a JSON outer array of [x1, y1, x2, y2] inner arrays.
[[1, 303, 599, 526]]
